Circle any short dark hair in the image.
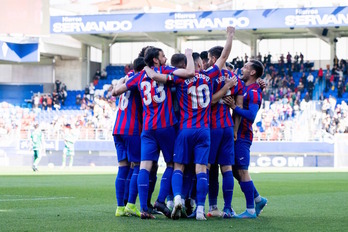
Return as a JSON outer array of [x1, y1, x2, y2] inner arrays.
[[208, 46, 223, 59], [138, 46, 153, 58], [133, 57, 146, 72], [200, 51, 208, 61], [144, 47, 162, 67], [171, 54, 187, 68], [250, 59, 264, 78], [192, 52, 201, 62]]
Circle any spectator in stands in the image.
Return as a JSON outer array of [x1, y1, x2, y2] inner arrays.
[[42, 95, 47, 110], [304, 92, 310, 102], [100, 68, 107, 80], [257, 52, 262, 61], [286, 52, 292, 70], [33, 94, 40, 109], [299, 52, 304, 64], [55, 80, 61, 92], [337, 80, 344, 98], [307, 72, 314, 98], [267, 52, 272, 64], [89, 82, 95, 102], [47, 94, 52, 111], [298, 81, 304, 93], [318, 67, 323, 84], [76, 94, 81, 105]]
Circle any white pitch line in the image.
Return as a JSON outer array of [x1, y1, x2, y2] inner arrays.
[[0, 196, 74, 202]]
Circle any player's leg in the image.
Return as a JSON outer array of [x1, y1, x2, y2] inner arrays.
[[171, 129, 193, 220], [194, 128, 211, 221], [207, 128, 223, 217], [138, 131, 157, 219], [234, 139, 256, 219], [114, 135, 130, 217], [62, 147, 68, 168], [147, 162, 159, 214], [218, 127, 235, 218], [155, 127, 177, 218], [32, 150, 39, 171], [125, 135, 142, 217], [68, 150, 74, 167]]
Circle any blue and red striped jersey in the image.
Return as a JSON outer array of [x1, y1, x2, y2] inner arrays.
[[173, 65, 220, 130], [126, 66, 178, 131], [211, 69, 244, 129], [237, 82, 262, 141], [113, 73, 143, 135]]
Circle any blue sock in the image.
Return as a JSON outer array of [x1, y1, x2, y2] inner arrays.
[[137, 169, 150, 212], [128, 165, 139, 204], [254, 186, 260, 199], [196, 172, 208, 206], [124, 168, 133, 204], [182, 169, 193, 199], [209, 164, 219, 206], [147, 169, 157, 205], [222, 171, 234, 209], [172, 170, 183, 197], [157, 167, 173, 203], [240, 181, 255, 209], [115, 166, 129, 206], [167, 194, 173, 202], [190, 174, 197, 200]]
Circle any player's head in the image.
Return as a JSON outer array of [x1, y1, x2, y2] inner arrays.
[[65, 123, 71, 129], [241, 59, 264, 82], [171, 53, 187, 69], [138, 46, 153, 58], [144, 47, 167, 67], [34, 122, 39, 129], [200, 51, 209, 69], [207, 46, 223, 68], [192, 52, 203, 71], [133, 57, 146, 73]]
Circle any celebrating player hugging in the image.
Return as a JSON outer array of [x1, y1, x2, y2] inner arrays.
[[112, 26, 268, 221]]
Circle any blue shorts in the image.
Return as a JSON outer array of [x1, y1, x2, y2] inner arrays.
[[209, 127, 235, 166], [173, 128, 210, 165], [113, 135, 141, 163], [234, 138, 252, 170], [141, 126, 176, 163]]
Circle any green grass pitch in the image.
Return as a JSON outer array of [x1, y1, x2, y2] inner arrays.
[[1, 172, 347, 231]]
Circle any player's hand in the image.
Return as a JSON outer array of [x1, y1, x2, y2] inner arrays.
[[223, 96, 235, 108], [226, 26, 235, 36], [185, 48, 193, 56], [225, 76, 237, 88], [257, 78, 266, 90]]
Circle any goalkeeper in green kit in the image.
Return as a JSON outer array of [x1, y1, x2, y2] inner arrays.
[[30, 122, 45, 172], [62, 124, 78, 168]]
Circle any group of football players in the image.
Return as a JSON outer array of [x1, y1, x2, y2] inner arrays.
[[112, 26, 267, 221]]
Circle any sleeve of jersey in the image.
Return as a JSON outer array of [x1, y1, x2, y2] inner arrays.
[[162, 66, 177, 74], [206, 65, 220, 79], [236, 79, 245, 95], [125, 73, 140, 90], [234, 104, 259, 123]]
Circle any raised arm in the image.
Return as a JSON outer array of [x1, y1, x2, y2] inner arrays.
[[112, 76, 129, 96], [215, 27, 235, 70], [172, 49, 195, 77]]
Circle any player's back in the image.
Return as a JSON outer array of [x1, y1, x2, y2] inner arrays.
[[127, 66, 177, 131], [113, 72, 143, 136], [174, 71, 215, 130], [211, 69, 244, 129]]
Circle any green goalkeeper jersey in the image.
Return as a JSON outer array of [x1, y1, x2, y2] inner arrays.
[[64, 131, 77, 150], [31, 130, 43, 150]]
